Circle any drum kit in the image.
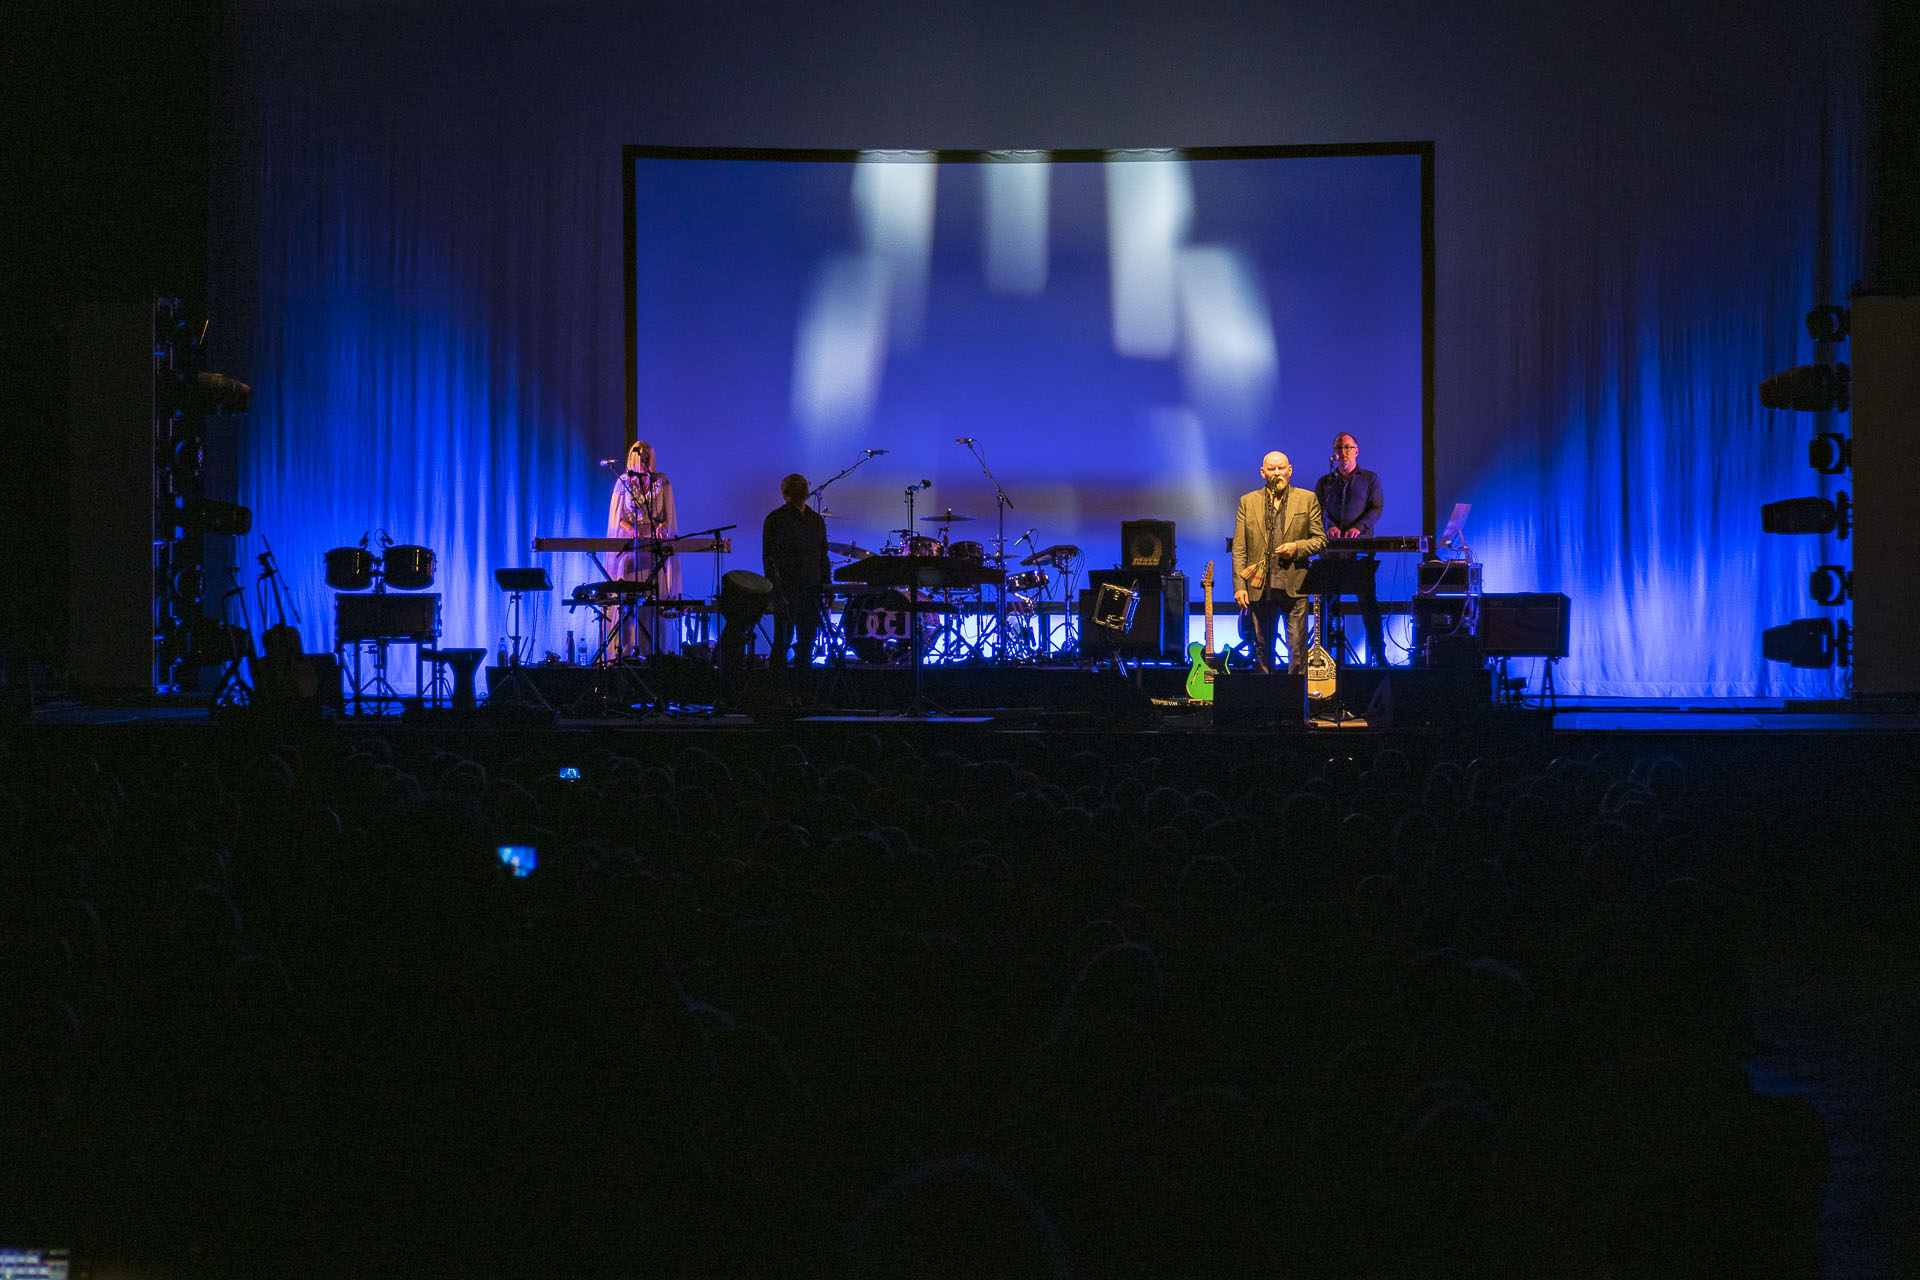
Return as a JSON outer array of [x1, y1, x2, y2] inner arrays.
[[825, 510, 1083, 665]]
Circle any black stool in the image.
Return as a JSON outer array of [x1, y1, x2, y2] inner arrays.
[[422, 647, 488, 712]]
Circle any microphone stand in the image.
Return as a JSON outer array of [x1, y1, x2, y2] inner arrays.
[[809, 448, 887, 513], [961, 439, 1015, 664]]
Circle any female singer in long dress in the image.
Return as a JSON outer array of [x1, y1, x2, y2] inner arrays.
[[605, 439, 680, 657]]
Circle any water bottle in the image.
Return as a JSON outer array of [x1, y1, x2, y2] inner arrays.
[[497, 637, 508, 668]]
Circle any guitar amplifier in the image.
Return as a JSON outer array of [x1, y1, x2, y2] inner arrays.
[[1121, 519, 1177, 572], [1082, 570, 1187, 658]]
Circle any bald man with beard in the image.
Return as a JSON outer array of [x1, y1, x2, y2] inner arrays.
[[1231, 450, 1327, 674]]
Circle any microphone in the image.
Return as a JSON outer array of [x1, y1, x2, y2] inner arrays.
[[865, 448, 889, 455], [956, 437, 975, 444], [1018, 527, 1036, 546], [908, 479, 932, 491], [598, 458, 624, 469]]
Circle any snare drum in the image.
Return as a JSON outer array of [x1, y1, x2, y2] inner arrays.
[[948, 540, 984, 565], [324, 546, 376, 591], [382, 545, 437, 590], [895, 534, 942, 557], [1006, 568, 1049, 594]]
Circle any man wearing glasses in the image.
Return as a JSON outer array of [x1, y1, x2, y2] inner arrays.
[[1314, 432, 1387, 666]]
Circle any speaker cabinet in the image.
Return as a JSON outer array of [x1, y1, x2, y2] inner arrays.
[[1479, 592, 1572, 658], [1121, 520, 1176, 572], [1081, 570, 1187, 658]]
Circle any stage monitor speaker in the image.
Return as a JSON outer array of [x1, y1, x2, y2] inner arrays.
[[1082, 569, 1187, 658], [1479, 592, 1572, 658], [1121, 519, 1176, 572]]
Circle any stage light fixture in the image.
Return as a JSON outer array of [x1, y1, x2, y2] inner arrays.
[[1759, 362, 1850, 412], [1762, 617, 1850, 669], [1809, 565, 1851, 606], [1761, 493, 1850, 538], [1804, 305, 1850, 343], [177, 497, 253, 536], [1808, 433, 1851, 474]]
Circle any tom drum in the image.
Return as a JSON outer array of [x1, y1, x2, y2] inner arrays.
[[324, 546, 376, 591], [382, 545, 437, 590]]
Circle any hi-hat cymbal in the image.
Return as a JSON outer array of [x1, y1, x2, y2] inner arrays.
[[919, 510, 975, 523]]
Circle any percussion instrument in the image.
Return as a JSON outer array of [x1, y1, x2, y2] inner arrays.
[[383, 545, 437, 590], [1006, 568, 1049, 594], [324, 546, 376, 591], [841, 590, 949, 664], [948, 540, 984, 566], [889, 532, 943, 557], [718, 569, 774, 625]]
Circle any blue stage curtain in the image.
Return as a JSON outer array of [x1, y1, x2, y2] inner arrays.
[[212, 0, 1874, 697]]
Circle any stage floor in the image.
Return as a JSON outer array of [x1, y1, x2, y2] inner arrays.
[[15, 667, 1919, 736]]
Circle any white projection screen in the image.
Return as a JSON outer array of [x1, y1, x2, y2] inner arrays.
[[625, 145, 1432, 606]]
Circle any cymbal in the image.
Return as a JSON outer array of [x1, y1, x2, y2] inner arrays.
[[919, 510, 975, 523], [1020, 543, 1081, 566], [828, 541, 875, 559]]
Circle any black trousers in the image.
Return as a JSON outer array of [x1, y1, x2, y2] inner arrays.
[[1245, 591, 1311, 674], [769, 597, 823, 670]]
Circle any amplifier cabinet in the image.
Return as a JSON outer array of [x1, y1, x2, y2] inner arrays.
[[1479, 592, 1572, 658], [1081, 570, 1187, 658]]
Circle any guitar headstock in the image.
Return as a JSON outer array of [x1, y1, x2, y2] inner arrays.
[[1202, 560, 1214, 588]]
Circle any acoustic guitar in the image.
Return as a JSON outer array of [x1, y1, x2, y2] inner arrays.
[[1184, 561, 1227, 702], [256, 542, 318, 706], [1305, 593, 1337, 702]]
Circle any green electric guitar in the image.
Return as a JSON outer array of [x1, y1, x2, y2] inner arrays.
[[1185, 561, 1227, 702]]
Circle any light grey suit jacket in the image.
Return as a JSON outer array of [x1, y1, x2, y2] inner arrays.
[[1232, 484, 1327, 600]]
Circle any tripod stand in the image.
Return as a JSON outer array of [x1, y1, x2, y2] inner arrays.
[[489, 568, 553, 711]]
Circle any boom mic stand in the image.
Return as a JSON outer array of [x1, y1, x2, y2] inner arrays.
[[960, 438, 1015, 663]]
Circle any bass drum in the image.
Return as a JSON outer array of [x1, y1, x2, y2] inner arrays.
[[948, 540, 984, 566], [383, 544, 436, 590], [841, 590, 921, 664], [324, 546, 376, 591]]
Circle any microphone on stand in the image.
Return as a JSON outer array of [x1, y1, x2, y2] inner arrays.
[[865, 448, 889, 455], [598, 458, 625, 469], [956, 437, 975, 444]]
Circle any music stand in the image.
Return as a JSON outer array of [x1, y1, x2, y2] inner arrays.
[[1303, 556, 1381, 666], [490, 567, 552, 711], [1299, 559, 1374, 725]]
